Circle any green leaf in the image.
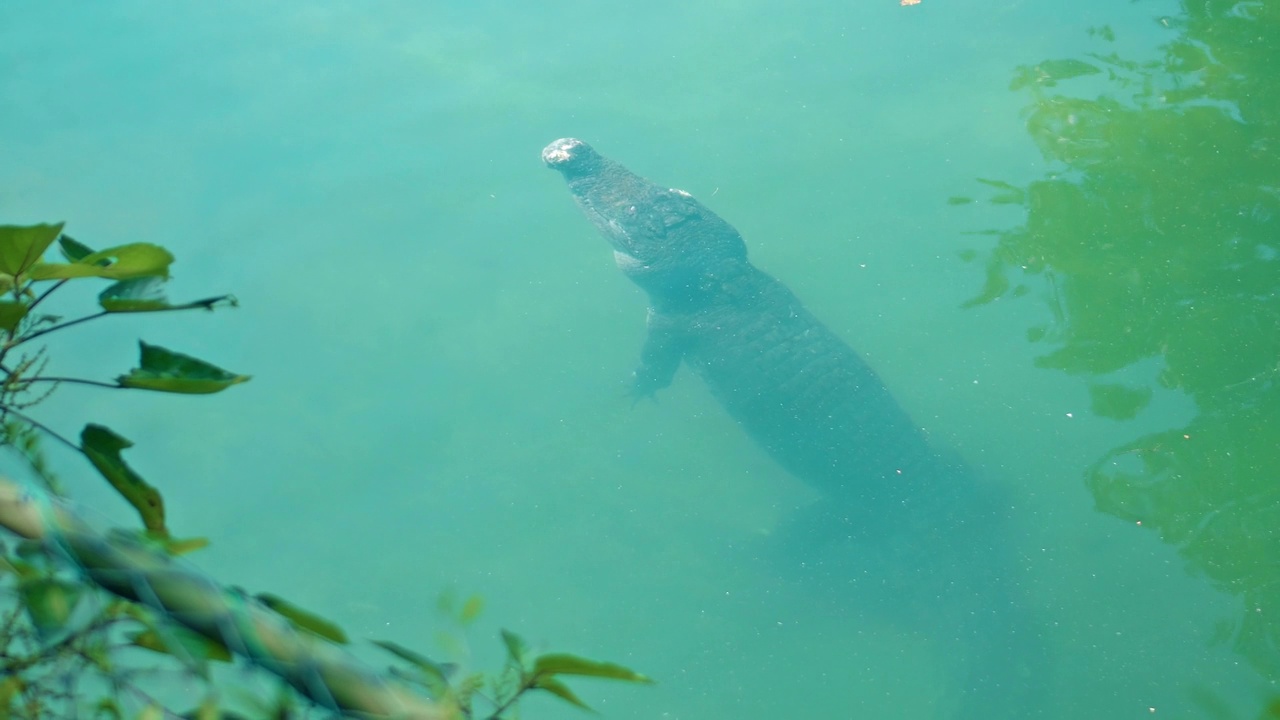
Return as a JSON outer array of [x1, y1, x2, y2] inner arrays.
[[501, 628, 528, 666], [117, 341, 250, 394], [160, 535, 210, 556], [0, 676, 25, 707], [0, 223, 64, 277], [372, 639, 445, 672], [19, 577, 84, 639], [454, 672, 484, 698], [58, 234, 97, 263], [371, 640, 455, 695], [29, 243, 174, 281], [255, 593, 349, 644], [104, 527, 208, 557], [99, 277, 169, 311], [99, 277, 238, 313], [533, 676, 593, 712], [129, 626, 233, 663], [181, 697, 226, 720], [459, 594, 484, 624], [80, 423, 167, 536], [532, 653, 653, 684], [90, 698, 123, 720], [0, 300, 28, 333]]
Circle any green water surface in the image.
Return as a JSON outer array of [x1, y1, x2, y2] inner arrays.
[[2, 1, 1276, 717]]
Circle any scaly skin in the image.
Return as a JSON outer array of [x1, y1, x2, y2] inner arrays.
[[542, 137, 963, 528], [544, 138, 1047, 717]]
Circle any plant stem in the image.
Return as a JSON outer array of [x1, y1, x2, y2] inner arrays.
[[26, 278, 69, 315], [12, 311, 109, 347], [20, 377, 121, 390], [483, 676, 537, 720], [0, 406, 80, 455], [0, 612, 118, 676]]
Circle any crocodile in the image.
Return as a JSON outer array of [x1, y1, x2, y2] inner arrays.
[[541, 138, 968, 530], [542, 138, 1045, 717]]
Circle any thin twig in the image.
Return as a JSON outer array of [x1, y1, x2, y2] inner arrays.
[[20, 377, 121, 390], [11, 311, 108, 348], [483, 676, 536, 720], [0, 406, 80, 455], [25, 278, 70, 316]]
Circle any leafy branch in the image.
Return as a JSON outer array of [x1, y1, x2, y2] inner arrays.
[[375, 627, 653, 719], [0, 221, 650, 718], [0, 223, 246, 536]]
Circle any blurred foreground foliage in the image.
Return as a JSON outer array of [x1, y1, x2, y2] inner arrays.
[[0, 223, 649, 717], [954, 0, 1280, 691]]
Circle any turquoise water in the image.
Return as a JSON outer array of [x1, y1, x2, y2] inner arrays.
[[2, 0, 1276, 718]]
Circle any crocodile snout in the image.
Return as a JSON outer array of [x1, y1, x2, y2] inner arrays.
[[542, 137, 598, 175]]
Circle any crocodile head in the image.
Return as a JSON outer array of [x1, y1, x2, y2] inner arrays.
[[543, 138, 747, 302]]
